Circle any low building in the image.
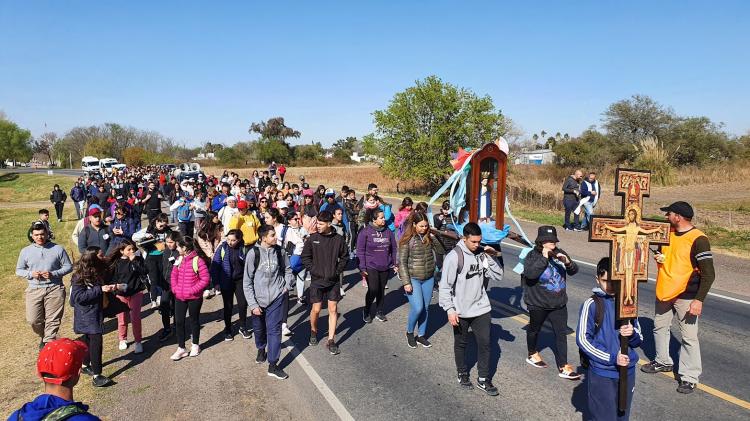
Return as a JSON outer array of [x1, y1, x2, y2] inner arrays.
[[514, 149, 556, 165], [192, 152, 216, 160], [350, 151, 382, 163]]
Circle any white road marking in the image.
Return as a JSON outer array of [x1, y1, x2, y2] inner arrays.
[[502, 242, 750, 305], [284, 344, 355, 421]]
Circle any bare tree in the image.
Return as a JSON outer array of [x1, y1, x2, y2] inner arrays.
[[33, 132, 58, 165]]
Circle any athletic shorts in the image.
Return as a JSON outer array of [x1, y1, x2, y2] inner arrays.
[[308, 284, 342, 304]]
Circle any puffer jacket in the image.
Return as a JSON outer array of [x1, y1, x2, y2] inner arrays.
[[170, 251, 210, 301], [398, 233, 445, 285]]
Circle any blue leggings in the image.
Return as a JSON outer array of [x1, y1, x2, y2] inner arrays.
[[405, 277, 434, 337]]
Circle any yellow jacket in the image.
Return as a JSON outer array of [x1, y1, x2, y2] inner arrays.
[[228, 212, 261, 246]]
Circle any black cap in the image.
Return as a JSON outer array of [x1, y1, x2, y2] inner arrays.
[[535, 225, 559, 244], [660, 201, 694, 218]]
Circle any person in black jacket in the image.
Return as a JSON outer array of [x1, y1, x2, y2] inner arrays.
[[522, 225, 581, 380], [70, 246, 120, 387], [107, 239, 148, 354], [50, 184, 67, 222], [561, 170, 583, 231], [157, 231, 182, 341], [301, 211, 348, 355]]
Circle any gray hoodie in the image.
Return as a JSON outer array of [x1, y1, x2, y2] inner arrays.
[[243, 244, 294, 310], [16, 241, 73, 288], [438, 240, 503, 318]]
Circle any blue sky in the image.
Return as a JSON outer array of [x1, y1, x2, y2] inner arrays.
[[1, 1, 748, 148]]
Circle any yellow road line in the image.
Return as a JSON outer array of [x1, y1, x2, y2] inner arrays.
[[490, 299, 750, 411]]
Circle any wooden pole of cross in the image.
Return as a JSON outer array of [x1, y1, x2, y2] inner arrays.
[[588, 168, 671, 413]]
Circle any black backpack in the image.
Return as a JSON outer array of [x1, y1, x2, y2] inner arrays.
[[579, 294, 605, 369]]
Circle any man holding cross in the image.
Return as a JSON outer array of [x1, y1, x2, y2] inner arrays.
[[641, 201, 715, 395]]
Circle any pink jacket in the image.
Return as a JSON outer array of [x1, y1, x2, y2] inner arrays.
[[170, 251, 210, 301], [394, 208, 412, 229]]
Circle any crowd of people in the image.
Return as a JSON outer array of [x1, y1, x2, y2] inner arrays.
[[12, 163, 715, 420]]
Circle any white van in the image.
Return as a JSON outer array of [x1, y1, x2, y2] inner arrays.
[[81, 156, 100, 174], [99, 158, 119, 174]]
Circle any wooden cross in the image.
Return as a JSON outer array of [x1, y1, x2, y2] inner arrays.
[[589, 168, 671, 320]]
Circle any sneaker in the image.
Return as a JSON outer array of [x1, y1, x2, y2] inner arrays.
[[214, 289, 222, 295], [256, 348, 267, 364], [573, 227, 583, 232], [81, 366, 95, 376], [677, 380, 696, 394], [309, 332, 318, 346], [558, 364, 581, 380], [282, 323, 292, 336], [189, 344, 201, 357], [156, 296, 161, 307], [170, 347, 189, 361], [457, 372, 473, 389], [477, 378, 499, 396], [384, 284, 389, 290], [92, 375, 112, 387], [375, 312, 388, 322], [267, 363, 289, 380], [151, 301, 158, 309], [525, 352, 548, 368], [363, 310, 373, 324], [326, 339, 340, 355], [297, 297, 306, 306], [239, 327, 252, 339], [224, 331, 234, 342], [406, 332, 417, 349], [118, 340, 128, 351], [340, 288, 346, 296], [158, 329, 172, 342], [641, 361, 673, 374], [133, 342, 143, 354], [416, 336, 432, 348], [203, 289, 216, 299]]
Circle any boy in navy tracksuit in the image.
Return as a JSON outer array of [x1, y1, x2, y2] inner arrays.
[[577, 258, 643, 421]]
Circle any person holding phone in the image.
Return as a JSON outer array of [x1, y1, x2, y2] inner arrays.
[[107, 239, 148, 354], [522, 226, 581, 380]]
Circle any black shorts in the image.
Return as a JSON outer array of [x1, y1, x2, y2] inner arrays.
[[308, 284, 342, 304]]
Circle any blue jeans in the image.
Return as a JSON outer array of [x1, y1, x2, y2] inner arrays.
[[252, 292, 285, 364], [587, 369, 635, 421], [580, 201, 595, 230], [405, 277, 434, 337]]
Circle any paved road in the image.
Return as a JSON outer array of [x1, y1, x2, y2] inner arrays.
[[93, 244, 749, 420]]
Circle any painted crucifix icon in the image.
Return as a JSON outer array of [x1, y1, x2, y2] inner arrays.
[[589, 169, 671, 319]]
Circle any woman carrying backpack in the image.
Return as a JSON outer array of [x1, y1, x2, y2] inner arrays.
[[522, 226, 581, 380], [243, 224, 295, 380], [170, 236, 210, 360], [398, 212, 444, 348], [107, 239, 148, 354], [357, 207, 398, 323]]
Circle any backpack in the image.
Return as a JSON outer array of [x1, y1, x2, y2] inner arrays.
[[248, 246, 284, 275], [16, 404, 88, 421], [579, 294, 605, 369]]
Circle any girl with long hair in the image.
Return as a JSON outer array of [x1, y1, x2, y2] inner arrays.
[[170, 236, 210, 360], [70, 246, 117, 387], [398, 212, 444, 348], [132, 213, 173, 308], [157, 231, 182, 341], [196, 211, 223, 258], [107, 239, 148, 353], [394, 197, 414, 237], [357, 207, 398, 323]]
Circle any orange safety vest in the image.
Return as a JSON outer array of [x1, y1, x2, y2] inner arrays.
[[656, 228, 704, 301]]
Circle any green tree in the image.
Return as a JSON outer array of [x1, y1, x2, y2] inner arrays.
[[83, 138, 114, 157], [123, 146, 148, 166], [602, 95, 676, 144], [294, 142, 325, 161], [257, 138, 291, 163], [216, 146, 246, 166], [667, 117, 734, 166], [0, 119, 33, 165], [331, 136, 357, 162], [360, 133, 378, 157], [373, 75, 510, 186]]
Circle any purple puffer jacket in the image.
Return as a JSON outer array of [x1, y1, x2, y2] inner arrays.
[[170, 251, 210, 301]]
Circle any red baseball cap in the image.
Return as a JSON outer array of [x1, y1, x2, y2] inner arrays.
[[237, 200, 248, 210], [87, 208, 102, 217], [37, 338, 88, 385]]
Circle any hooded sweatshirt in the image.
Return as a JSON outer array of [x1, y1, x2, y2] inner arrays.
[[8, 394, 99, 421], [577, 288, 643, 379], [522, 247, 578, 309], [243, 244, 294, 309], [438, 240, 503, 318], [301, 229, 348, 288], [357, 223, 397, 272]]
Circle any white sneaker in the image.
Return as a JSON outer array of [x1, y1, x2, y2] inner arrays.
[[151, 301, 158, 310], [156, 296, 161, 307], [340, 288, 346, 296], [189, 344, 201, 357], [133, 342, 143, 354], [118, 340, 128, 351], [171, 347, 189, 361], [282, 323, 292, 336]]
